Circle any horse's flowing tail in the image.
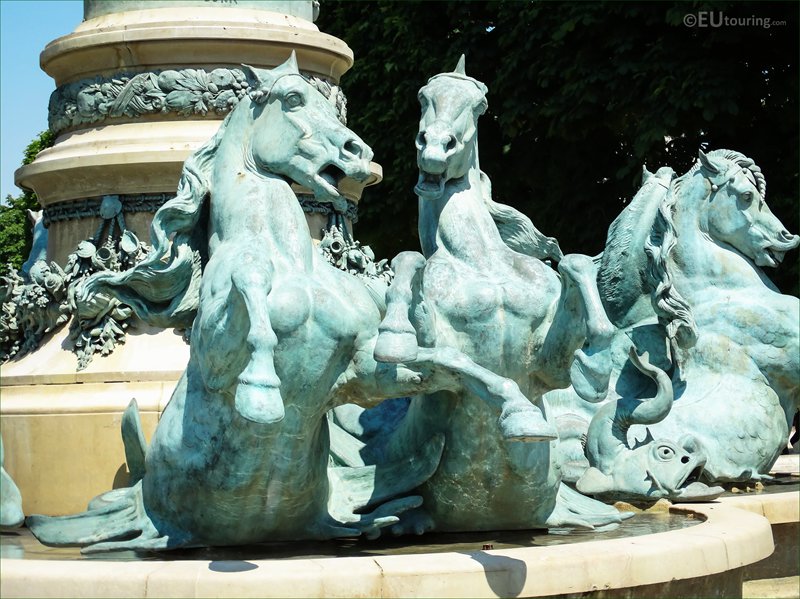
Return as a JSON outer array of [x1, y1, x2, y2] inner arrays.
[[26, 398, 175, 553], [75, 114, 233, 329]]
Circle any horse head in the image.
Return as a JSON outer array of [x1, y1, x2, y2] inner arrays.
[[415, 55, 488, 200], [697, 149, 799, 268], [243, 53, 373, 210]]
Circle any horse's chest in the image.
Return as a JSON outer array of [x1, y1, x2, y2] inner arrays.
[[423, 257, 535, 325]]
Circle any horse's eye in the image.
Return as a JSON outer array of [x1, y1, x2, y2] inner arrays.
[[284, 92, 304, 109], [741, 191, 753, 203]]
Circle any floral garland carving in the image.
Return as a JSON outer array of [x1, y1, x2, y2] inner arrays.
[[49, 68, 348, 133]]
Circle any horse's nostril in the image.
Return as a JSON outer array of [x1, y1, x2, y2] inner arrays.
[[344, 139, 363, 158], [681, 456, 690, 464]]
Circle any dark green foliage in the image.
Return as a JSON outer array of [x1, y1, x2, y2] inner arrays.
[[317, 1, 798, 294], [0, 130, 54, 274]]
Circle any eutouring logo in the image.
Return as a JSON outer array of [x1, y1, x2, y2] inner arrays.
[[683, 12, 786, 29]]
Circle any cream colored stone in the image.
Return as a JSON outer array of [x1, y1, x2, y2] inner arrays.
[[0, 501, 778, 598], [42, 7, 352, 85], [771, 454, 799, 475], [742, 576, 800, 599], [0, 559, 159, 598], [0, 320, 188, 387], [1, 321, 184, 514], [0, 395, 162, 515], [15, 121, 219, 206], [719, 490, 800, 525]]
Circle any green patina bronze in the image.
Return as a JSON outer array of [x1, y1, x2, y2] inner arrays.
[[365, 57, 627, 533], [0, 436, 24, 529], [26, 54, 554, 553], [549, 150, 799, 500], [19, 52, 798, 548]]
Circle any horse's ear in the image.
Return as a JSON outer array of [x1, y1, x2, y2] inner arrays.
[[698, 149, 720, 174], [242, 64, 269, 103], [454, 54, 467, 75], [279, 51, 301, 75], [242, 64, 264, 87]]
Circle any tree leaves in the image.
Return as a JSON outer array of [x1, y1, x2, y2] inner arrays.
[[317, 0, 798, 294], [0, 131, 53, 274]]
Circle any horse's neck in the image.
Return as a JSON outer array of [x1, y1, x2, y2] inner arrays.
[[210, 146, 314, 269], [426, 167, 508, 264], [671, 196, 776, 296]]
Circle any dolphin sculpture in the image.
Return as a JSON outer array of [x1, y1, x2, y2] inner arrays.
[[577, 348, 724, 502]]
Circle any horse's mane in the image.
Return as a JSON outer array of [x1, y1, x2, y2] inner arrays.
[[479, 172, 564, 262], [639, 149, 765, 359], [78, 111, 234, 329], [598, 167, 674, 328], [643, 178, 697, 357]]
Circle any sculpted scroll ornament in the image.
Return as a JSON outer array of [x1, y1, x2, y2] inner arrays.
[[49, 68, 348, 133]]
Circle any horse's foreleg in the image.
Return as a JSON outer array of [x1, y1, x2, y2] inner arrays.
[[195, 246, 284, 424], [228, 263, 284, 424], [412, 347, 558, 441], [552, 254, 615, 402], [374, 251, 427, 363], [339, 342, 557, 442]]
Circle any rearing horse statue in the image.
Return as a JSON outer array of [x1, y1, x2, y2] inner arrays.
[[599, 149, 799, 482], [28, 54, 554, 553], [370, 58, 626, 533], [550, 149, 799, 494]]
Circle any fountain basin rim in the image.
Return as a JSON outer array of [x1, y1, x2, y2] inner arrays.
[[0, 500, 778, 598]]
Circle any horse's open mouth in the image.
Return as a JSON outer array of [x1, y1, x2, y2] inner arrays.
[[314, 164, 347, 198], [415, 170, 446, 200], [758, 246, 785, 268]]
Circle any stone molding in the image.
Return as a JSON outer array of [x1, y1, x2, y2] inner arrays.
[[42, 194, 173, 227], [42, 193, 359, 227], [0, 501, 778, 598]]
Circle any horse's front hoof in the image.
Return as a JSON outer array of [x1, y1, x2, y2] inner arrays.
[[570, 348, 612, 402], [499, 404, 558, 442], [373, 331, 418, 363], [234, 381, 285, 424]]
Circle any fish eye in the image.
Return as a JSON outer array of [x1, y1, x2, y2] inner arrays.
[[284, 92, 304, 109], [655, 445, 675, 460]]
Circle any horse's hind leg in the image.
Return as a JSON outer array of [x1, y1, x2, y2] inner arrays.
[[374, 251, 426, 363], [542, 254, 615, 402]]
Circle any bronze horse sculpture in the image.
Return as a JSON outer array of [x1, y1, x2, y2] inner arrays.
[[550, 150, 799, 496], [366, 58, 627, 533], [28, 55, 552, 553]]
